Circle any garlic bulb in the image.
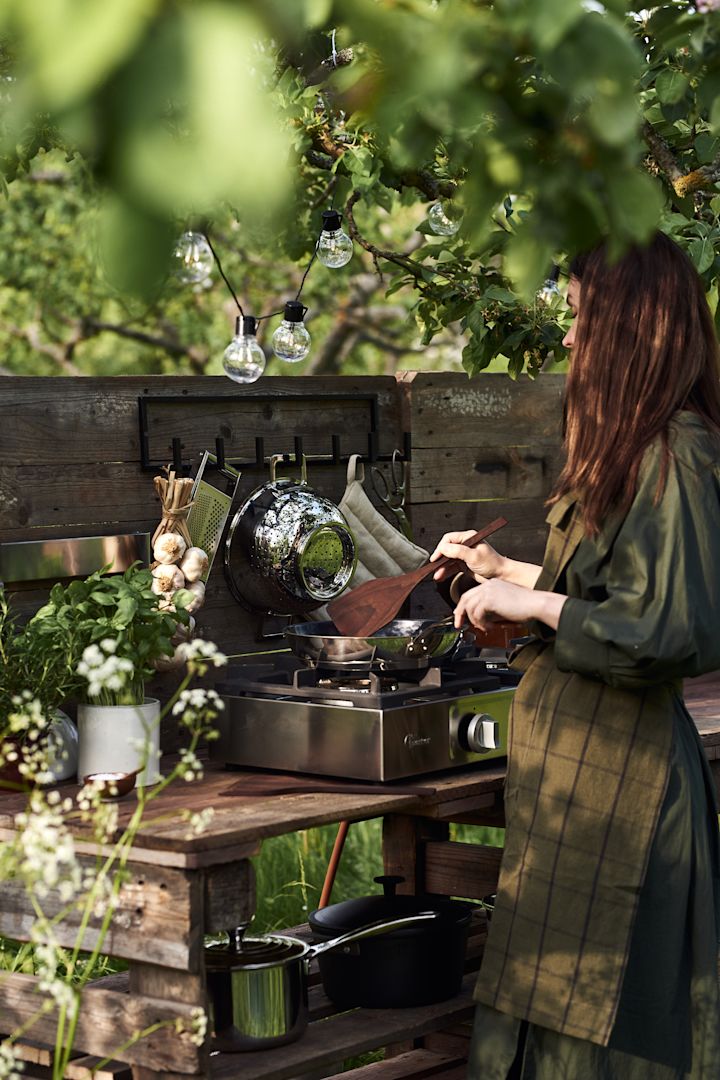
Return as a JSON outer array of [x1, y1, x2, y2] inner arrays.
[[152, 564, 185, 595], [152, 649, 186, 673], [179, 546, 209, 583], [172, 615, 195, 646], [183, 580, 206, 613], [153, 532, 187, 565]]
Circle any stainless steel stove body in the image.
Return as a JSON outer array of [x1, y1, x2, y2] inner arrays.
[[212, 655, 520, 781]]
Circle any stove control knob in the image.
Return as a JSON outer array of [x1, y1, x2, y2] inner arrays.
[[459, 713, 499, 754]]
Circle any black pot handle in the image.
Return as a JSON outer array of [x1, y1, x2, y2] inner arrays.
[[373, 875, 405, 898]]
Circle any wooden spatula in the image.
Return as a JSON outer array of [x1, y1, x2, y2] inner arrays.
[[327, 516, 508, 638]]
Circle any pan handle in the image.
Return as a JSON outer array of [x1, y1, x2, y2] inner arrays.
[[307, 912, 438, 959]]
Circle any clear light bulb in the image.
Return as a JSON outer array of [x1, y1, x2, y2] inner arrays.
[[173, 231, 214, 285], [316, 210, 353, 268], [536, 267, 562, 308], [427, 200, 462, 237], [272, 301, 311, 363], [223, 316, 266, 384]]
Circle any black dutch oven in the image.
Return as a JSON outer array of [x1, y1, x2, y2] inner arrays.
[[308, 875, 473, 1008]]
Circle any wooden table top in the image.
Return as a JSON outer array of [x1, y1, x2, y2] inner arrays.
[[1, 672, 718, 868]]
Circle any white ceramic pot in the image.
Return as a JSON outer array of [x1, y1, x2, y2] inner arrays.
[[45, 709, 79, 783], [77, 698, 162, 788]]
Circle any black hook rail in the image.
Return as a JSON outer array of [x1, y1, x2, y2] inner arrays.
[[137, 393, 411, 474]]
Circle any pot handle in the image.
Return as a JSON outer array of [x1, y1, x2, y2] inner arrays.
[[307, 912, 438, 960], [269, 453, 308, 485]]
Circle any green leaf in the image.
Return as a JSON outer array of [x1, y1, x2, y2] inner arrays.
[[606, 170, 664, 246], [499, 327, 528, 352], [483, 285, 517, 304], [89, 591, 116, 607], [15, 0, 158, 110], [112, 596, 138, 629], [507, 353, 525, 381], [694, 132, 718, 165], [689, 237, 715, 275], [304, 0, 332, 27], [173, 588, 194, 611], [655, 70, 690, 106], [504, 229, 554, 301], [527, 0, 585, 52], [466, 305, 488, 338]]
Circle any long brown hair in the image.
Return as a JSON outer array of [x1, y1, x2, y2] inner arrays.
[[552, 231, 720, 534]]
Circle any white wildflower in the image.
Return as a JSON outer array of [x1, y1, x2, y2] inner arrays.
[[15, 791, 82, 902], [183, 807, 214, 838], [0, 1040, 24, 1080], [177, 639, 227, 667], [78, 643, 135, 699], [172, 687, 224, 720], [176, 1006, 208, 1046]]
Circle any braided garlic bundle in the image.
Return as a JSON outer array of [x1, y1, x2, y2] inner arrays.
[[150, 468, 209, 670]]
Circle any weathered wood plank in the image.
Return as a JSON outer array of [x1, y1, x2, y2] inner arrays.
[[423, 841, 502, 900], [10, 1036, 133, 1080], [410, 445, 564, 504], [323, 1049, 465, 1080], [0, 973, 204, 1074], [0, 860, 203, 970], [399, 372, 564, 452], [382, 816, 449, 895], [65, 1056, 133, 1079], [203, 860, 256, 933], [410, 497, 549, 557], [0, 376, 401, 468]]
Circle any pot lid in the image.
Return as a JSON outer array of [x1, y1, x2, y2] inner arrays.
[[204, 930, 307, 970], [308, 876, 473, 935]]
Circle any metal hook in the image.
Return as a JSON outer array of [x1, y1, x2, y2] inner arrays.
[[171, 438, 185, 473]]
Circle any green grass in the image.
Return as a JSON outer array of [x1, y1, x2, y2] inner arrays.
[[251, 818, 505, 932]]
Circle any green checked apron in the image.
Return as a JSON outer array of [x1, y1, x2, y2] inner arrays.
[[472, 413, 720, 1076]]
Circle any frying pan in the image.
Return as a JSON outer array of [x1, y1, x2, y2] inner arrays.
[[283, 618, 468, 672]]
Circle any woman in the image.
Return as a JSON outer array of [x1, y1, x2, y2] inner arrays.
[[431, 232, 720, 1078]]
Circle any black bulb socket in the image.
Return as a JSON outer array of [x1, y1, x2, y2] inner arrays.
[[235, 315, 257, 337], [321, 210, 342, 232], [283, 301, 306, 323]]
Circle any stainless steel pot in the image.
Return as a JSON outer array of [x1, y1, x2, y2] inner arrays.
[[284, 618, 469, 672], [224, 455, 357, 616], [205, 913, 437, 1052]]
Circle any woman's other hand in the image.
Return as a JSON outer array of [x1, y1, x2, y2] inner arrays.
[[454, 580, 568, 632], [430, 531, 505, 583]]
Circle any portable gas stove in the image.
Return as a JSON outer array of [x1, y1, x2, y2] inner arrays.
[[212, 651, 520, 781]]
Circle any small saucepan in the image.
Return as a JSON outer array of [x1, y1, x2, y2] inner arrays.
[[205, 912, 437, 1052]]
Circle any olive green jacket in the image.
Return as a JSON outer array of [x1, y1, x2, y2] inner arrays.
[[475, 411, 720, 1045]]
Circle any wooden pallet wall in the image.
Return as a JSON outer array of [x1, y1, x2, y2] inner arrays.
[[0, 375, 402, 659], [0, 372, 566, 648], [398, 372, 565, 619]]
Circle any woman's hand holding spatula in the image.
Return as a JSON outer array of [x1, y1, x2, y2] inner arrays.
[[326, 517, 508, 638]]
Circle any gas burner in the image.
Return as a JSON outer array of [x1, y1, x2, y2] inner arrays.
[[317, 675, 401, 695]]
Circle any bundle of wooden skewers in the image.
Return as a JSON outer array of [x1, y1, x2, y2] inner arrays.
[[150, 468, 208, 620]]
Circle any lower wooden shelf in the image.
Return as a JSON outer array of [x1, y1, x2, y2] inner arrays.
[[208, 972, 478, 1080]]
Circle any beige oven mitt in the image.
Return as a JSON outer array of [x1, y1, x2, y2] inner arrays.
[[311, 455, 428, 620]]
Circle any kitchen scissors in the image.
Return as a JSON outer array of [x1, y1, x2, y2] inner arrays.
[[370, 449, 413, 541]]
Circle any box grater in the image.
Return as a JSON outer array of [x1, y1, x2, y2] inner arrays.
[[187, 452, 242, 578]]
